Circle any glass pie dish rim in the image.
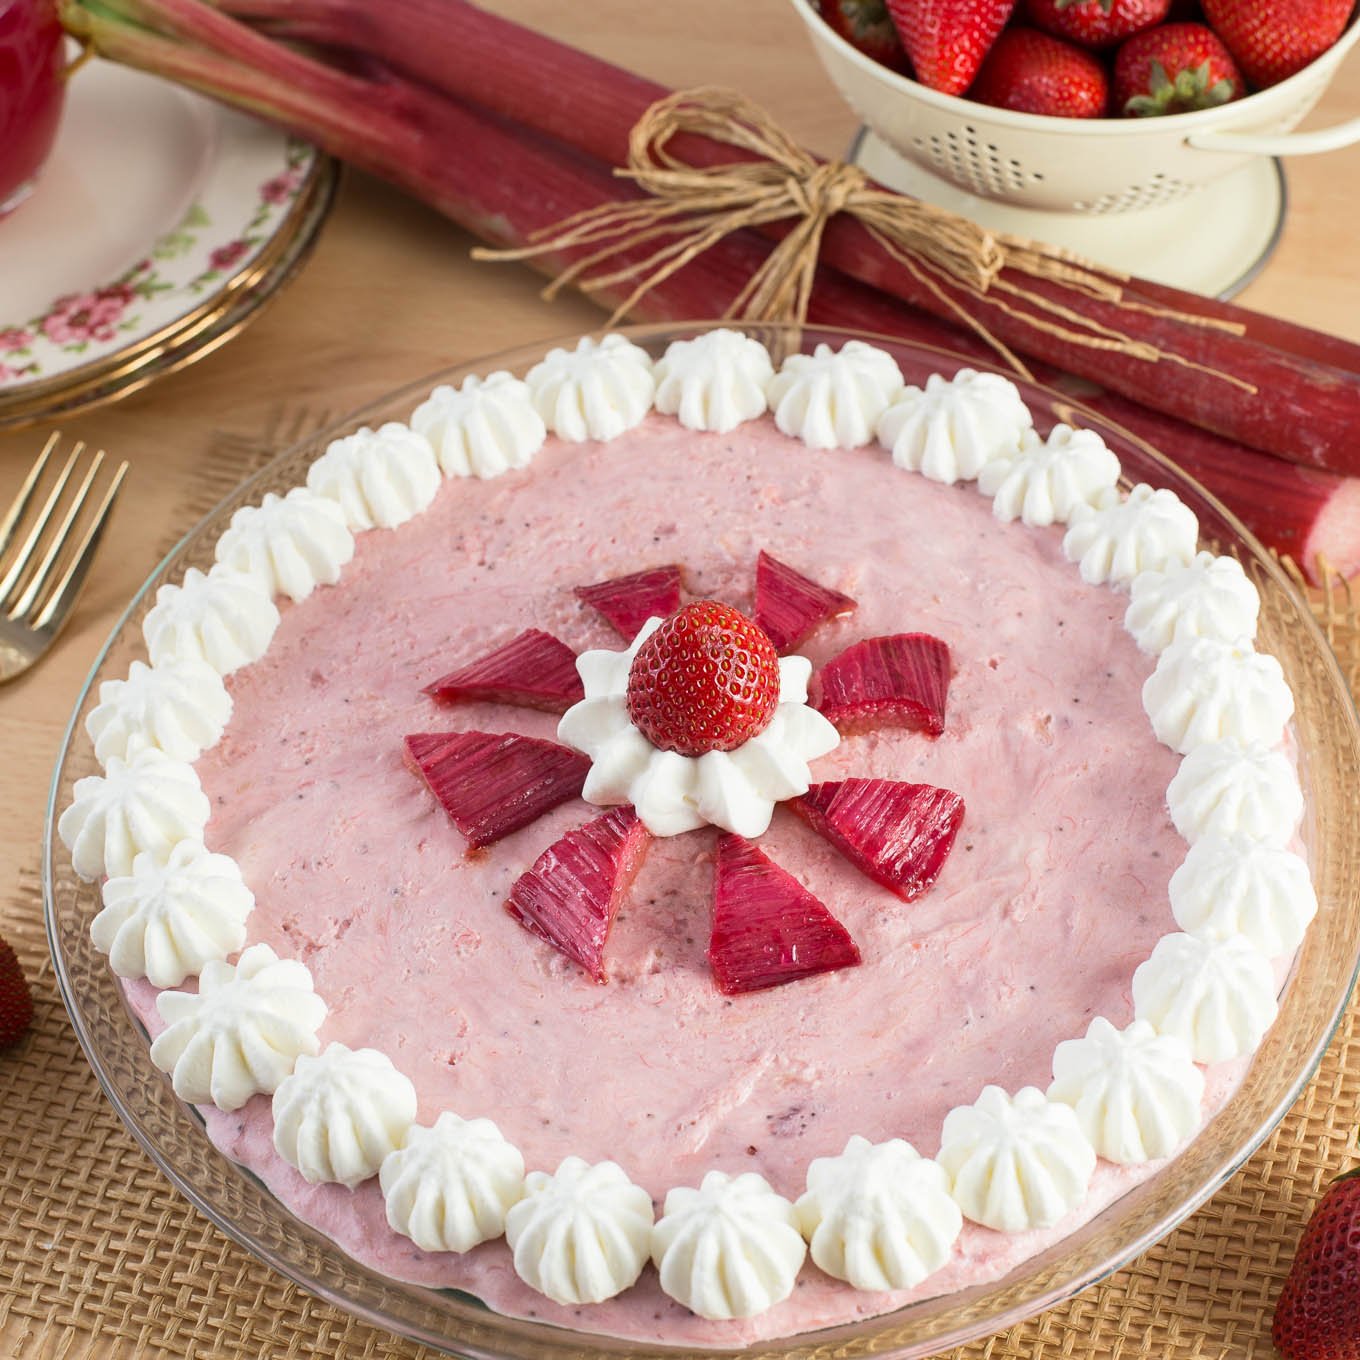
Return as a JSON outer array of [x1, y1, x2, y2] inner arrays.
[[43, 320, 1360, 1359]]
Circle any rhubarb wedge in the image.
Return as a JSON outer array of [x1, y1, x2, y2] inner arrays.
[[505, 806, 650, 981], [423, 629, 583, 712], [754, 551, 857, 653], [575, 565, 683, 641], [709, 833, 861, 994], [793, 779, 965, 902], [812, 634, 951, 736], [404, 731, 589, 848]]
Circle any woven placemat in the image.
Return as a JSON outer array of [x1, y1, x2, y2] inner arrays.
[[3, 424, 1357, 1360]]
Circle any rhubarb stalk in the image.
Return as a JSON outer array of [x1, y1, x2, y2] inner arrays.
[[59, 0, 1360, 581], [223, 0, 1360, 479]]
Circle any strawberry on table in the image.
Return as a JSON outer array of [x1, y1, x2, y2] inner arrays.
[[969, 27, 1111, 116], [885, 0, 1018, 94], [1027, 0, 1171, 48], [1203, 0, 1354, 88], [0, 937, 34, 1050], [817, 0, 912, 72], [1114, 22, 1244, 115], [1272, 1166, 1360, 1360]]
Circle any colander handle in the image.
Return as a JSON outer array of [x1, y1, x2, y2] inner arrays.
[[1187, 118, 1360, 156]]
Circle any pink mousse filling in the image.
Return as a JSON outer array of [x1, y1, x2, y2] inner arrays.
[[126, 413, 1221, 1346]]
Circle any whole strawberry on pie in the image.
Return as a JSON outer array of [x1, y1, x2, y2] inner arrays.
[[409, 556, 963, 993]]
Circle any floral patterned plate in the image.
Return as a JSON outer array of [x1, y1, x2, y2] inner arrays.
[[0, 57, 337, 429]]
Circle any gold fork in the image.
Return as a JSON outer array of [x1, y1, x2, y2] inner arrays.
[[0, 433, 129, 683]]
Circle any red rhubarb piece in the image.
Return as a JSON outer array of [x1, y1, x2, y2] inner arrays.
[[505, 806, 650, 981], [811, 634, 951, 736], [404, 731, 589, 848], [423, 629, 583, 713], [753, 550, 857, 653], [626, 601, 782, 756], [793, 779, 965, 902], [709, 834, 862, 995], [576, 565, 683, 641]]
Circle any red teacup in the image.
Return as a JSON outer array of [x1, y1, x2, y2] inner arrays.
[[0, 0, 65, 217]]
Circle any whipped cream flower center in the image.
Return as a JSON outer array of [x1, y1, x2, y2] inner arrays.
[[557, 617, 840, 839]]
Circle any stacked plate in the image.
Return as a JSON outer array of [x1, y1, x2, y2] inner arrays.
[[0, 58, 338, 431]]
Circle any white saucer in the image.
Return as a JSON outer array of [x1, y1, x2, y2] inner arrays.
[[0, 58, 335, 417], [849, 127, 1286, 298]]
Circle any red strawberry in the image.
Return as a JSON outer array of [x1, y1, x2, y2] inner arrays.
[[793, 779, 965, 900], [505, 806, 650, 982], [404, 730, 589, 848], [575, 565, 683, 642], [811, 633, 951, 736], [709, 833, 862, 994], [1027, 0, 1170, 48], [424, 629, 583, 713], [753, 551, 857, 654], [885, 0, 1019, 94], [817, 0, 912, 72], [969, 27, 1111, 115], [0, 938, 34, 1049], [1203, 0, 1353, 88], [626, 601, 782, 757], [1273, 1167, 1360, 1360], [1114, 22, 1245, 114]]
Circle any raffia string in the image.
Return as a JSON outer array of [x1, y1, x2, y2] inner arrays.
[[475, 88, 1255, 392]]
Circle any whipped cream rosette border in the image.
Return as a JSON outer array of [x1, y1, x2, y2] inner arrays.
[[59, 328, 1316, 1323]]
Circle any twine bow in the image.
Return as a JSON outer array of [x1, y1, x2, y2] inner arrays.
[[475, 88, 1250, 390]]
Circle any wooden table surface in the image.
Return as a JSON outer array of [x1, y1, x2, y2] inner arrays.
[[1, 1, 1358, 1352]]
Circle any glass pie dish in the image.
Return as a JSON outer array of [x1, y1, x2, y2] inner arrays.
[[44, 323, 1360, 1359]]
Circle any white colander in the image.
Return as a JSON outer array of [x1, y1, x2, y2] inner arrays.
[[792, 0, 1360, 214]]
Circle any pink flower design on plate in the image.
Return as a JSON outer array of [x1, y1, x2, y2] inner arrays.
[[41, 289, 133, 345], [0, 328, 33, 353], [260, 168, 302, 204], [209, 239, 251, 272]]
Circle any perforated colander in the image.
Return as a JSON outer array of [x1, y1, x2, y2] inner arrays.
[[792, 0, 1360, 215]]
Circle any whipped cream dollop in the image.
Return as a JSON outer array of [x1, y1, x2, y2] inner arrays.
[[526, 334, 655, 442], [937, 1085, 1096, 1233], [214, 487, 355, 602], [877, 368, 1031, 484], [272, 1043, 418, 1188], [651, 1170, 807, 1321], [978, 423, 1121, 526], [380, 1113, 526, 1253], [1048, 1018, 1205, 1165], [1143, 636, 1294, 755], [1169, 835, 1317, 958], [1166, 740, 1304, 846], [86, 656, 232, 766], [505, 1156, 655, 1305], [149, 943, 327, 1111], [767, 340, 903, 450], [91, 841, 253, 988], [652, 329, 774, 434], [1124, 552, 1260, 655], [305, 422, 440, 530], [557, 620, 840, 837], [59, 747, 210, 881], [142, 566, 280, 676], [1132, 932, 1278, 1063], [411, 371, 547, 477], [1062, 484, 1199, 588], [795, 1135, 962, 1291]]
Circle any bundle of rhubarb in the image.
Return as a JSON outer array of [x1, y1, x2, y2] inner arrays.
[[59, 0, 1360, 581]]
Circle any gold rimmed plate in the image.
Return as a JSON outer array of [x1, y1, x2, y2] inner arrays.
[[0, 58, 338, 431]]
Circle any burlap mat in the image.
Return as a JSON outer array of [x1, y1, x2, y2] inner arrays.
[[3, 423, 1358, 1360]]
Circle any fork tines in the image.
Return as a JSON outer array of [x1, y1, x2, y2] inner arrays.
[[0, 432, 129, 636]]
